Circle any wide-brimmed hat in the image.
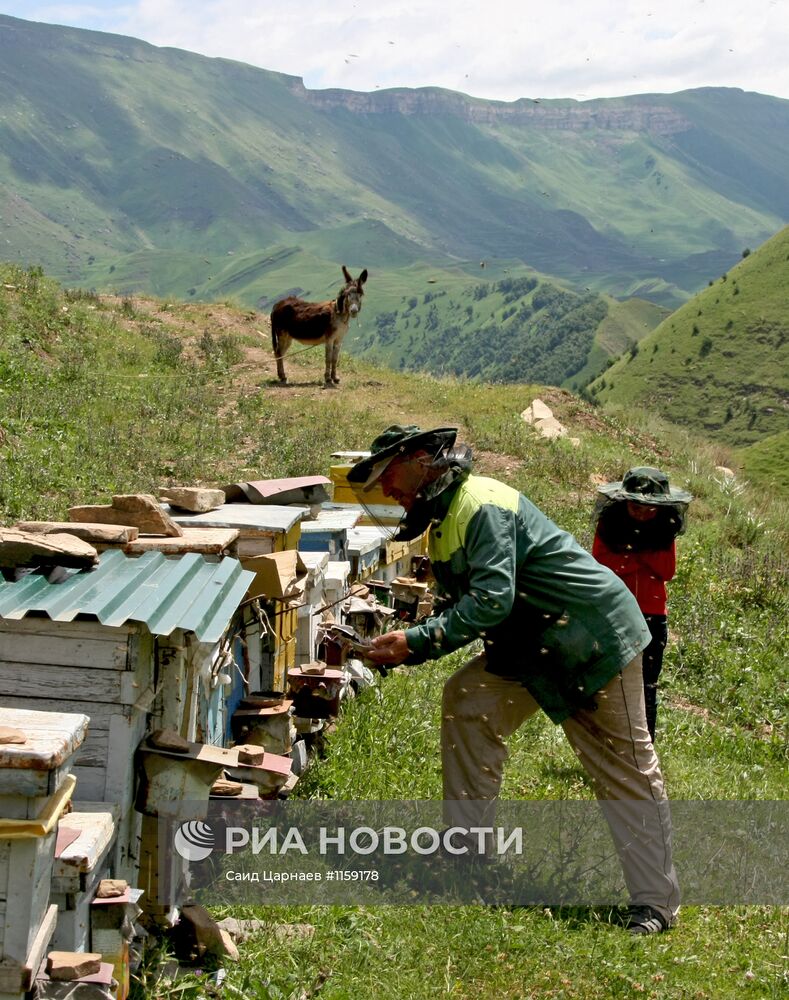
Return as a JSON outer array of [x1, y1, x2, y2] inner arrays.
[[346, 425, 458, 492], [597, 466, 693, 506]]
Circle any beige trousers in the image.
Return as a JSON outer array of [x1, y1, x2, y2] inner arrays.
[[441, 653, 680, 922]]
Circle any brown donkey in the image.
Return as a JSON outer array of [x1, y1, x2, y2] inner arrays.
[[270, 266, 368, 387]]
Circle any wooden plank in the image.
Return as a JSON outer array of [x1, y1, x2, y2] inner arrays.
[[75, 730, 108, 769], [0, 664, 123, 706], [165, 503, 302, 533], [0, 633, 128, 671], [0, 697, 129, 730], [121, 527, 239, 556], [14, 522, 139, 544], [0, 833, 56, 964], [0, 619, 135, 642], [71, 766, 105, 802], [103, 711, 147, 808]]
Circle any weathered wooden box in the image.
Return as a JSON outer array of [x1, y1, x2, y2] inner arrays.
[[50, 804, 119, 952], [0, 708, 86, 995], [0, 619, 152, 810], [231, 699, 295, 756]]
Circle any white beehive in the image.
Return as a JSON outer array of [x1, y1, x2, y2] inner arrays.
[[0, 707, 87, 997]]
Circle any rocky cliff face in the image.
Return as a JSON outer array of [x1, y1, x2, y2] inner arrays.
[[288, 80, 692, 134]]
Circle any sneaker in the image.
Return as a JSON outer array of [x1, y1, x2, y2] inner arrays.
[[623, 905, 671, 935]]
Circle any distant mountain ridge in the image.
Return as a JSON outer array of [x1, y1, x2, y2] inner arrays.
[[2, 16, 788, 288], [0, 13, 788, 391], [291, 82, 692, 133]]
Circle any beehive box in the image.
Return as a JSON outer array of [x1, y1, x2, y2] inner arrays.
[[0, 708, 86, 995], [231, 699, 295, 756], [164, 504, 303, 557], [50, 804, 119, 953], [297, 508, 360, 560], [0, 619, 152, 809], [259, 601, 298, 693], [328, 463, 393, 507]]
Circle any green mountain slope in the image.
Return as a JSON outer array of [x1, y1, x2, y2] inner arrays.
[[591, 227, 789, 486], [1, 14, 788, 315], [349, 270, 666, 387]]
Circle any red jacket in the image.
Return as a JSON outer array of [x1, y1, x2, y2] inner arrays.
[[592, 531, 676, 615]]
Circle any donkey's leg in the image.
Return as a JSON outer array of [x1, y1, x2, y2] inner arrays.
[[323, 339, 336, 388], [275, 332, 292, 383], [330, 337, 342, 384]]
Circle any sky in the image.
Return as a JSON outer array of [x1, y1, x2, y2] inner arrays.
[[3, 0, 789, 103]]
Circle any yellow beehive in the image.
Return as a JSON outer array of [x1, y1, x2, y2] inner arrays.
[[329, 464, 392, 507]]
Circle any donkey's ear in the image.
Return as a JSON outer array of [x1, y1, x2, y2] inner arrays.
[[342, 265, 352, 283], [358, 269, 368, 285]]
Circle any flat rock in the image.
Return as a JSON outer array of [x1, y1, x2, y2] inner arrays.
[[234, 744, 266, 766], [180, 904, 237, 959], [217, 929, 239, 961], [216, 917, 267, 941], [148, 729, 190, 753], [0, 726, 26, 744], [46, 952, 103, 981], [69, 494, 183, 537], [95, 879, 128, 899], [211, 778, 244, 796], [159, 487, 225, 513], [534, 416, 567, 439], [0, 528, 99, 569], [520, 398, 554, 424], [15, 522, 139, 544]]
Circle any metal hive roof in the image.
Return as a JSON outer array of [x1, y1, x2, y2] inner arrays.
[[0, 548, 255, 643]]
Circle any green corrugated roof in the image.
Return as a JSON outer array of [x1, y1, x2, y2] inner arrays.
[[0, 549, 255, 643]]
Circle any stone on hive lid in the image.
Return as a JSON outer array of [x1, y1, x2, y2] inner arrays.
[[69, 494, 183, 537], [147, 729, 190, 753], [0, 528, 99, 569], [159, 486, 226, 513], [94, 879, 128, 899], [46, 952, 103, 981], [211, 778, 244, 796], [234, 744, 267, 766], [0, 726, 26, 744]]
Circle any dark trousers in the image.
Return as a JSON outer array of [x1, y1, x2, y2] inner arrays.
[[642, 614, 668, 742]]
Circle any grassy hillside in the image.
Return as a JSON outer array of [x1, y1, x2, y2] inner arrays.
[[1, 265, 786, 999], [1, 14, 788, 316], [347, 270, 666, 389], [590, 226, 789, 492]]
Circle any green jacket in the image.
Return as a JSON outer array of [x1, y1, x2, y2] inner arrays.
[[403, 473, 650, 722]]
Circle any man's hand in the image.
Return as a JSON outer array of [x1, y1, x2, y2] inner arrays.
[[365, 630, 411, 666]]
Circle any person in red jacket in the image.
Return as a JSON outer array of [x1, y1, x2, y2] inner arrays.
[[593, 467, 692, 742]]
